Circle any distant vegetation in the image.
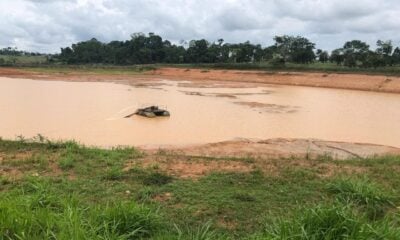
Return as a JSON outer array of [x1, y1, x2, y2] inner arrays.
[[57, 33, 400, 69], [0, 47, 48, 65], [2, 33, 400, 73]]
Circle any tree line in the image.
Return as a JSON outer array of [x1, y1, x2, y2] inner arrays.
[[8, 32, 400, 68], [58, 33, 317, 65], [0, 47, 43, 56]]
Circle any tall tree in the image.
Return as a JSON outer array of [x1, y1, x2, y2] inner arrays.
[[342, 40, 370, 67], [273, 35, 316, 64]]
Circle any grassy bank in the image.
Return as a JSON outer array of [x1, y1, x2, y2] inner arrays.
[[1, 138, 400, 239]]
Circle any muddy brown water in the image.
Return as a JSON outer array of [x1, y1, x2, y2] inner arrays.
[[1, 77, 400, 148]]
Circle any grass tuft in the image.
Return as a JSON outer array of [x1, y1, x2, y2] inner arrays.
[[258, 204, 400, 240], [327, 177, 394, 219], [95, 202, 161, 239], [143, 172, 173, 186], [172, 221, 220, 240], [102, 166, 124, 180], [58, 155, 75, 170]]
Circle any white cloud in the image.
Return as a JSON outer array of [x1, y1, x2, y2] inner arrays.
[[0, 0, 399, 53]]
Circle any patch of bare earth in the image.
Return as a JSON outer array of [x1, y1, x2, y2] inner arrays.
[[0, 151, 73, 180], [176, 138, 400, 160], [152, 68, 400, 94], [152, 192, 172, 202], [133, 138, 400, 179], [124, 154, 254, 179]]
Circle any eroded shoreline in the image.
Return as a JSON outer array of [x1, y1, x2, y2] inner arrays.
[[2, 67, 400, 93]]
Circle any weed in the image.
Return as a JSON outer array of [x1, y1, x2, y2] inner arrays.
[[143, 172, 173, 186], [58, 155, 75, 170], [173, 221, 219, 240], [232, 192, 257, 202], [95, 202, 161, 239], [102, 166, 124, 180]]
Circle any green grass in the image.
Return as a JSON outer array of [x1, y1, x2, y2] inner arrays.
[[255, 204, 400, 239], [1, 138, 400, 239], [0, 179, 161, 239], [327, 177, 394, 219]]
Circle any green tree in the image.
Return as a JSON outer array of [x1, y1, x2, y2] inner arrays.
[[316, 49, 329, 63], [376, 40, 394, 66], [392, 47, 400, 64], [376, 40, 393, 56], [273, 35, 315, 63], [186, 39, 210, 63], [342, 40, 370, 67], [330, 49, 344, 65]]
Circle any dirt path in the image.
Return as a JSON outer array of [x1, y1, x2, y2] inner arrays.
[[1, 67, 400, 93]]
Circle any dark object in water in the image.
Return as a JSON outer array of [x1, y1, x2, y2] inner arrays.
[[125, 106, 170, 118]]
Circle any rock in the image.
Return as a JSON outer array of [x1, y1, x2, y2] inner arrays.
[[126, 106, 170, 118]]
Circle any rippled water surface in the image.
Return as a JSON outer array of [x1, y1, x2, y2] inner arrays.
[[1, 77, 400, 147]]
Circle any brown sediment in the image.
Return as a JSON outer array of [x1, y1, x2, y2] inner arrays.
[[150, 68, 400, 94], [2, 67, 400, 93], [234, 101, 298, 113], [180, 91, 238, 99]]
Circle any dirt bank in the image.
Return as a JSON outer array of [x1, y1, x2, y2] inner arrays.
[[152, 68, 400, 93], [134, 138, 400, 179], [1, 67, 400, 93], [147, 138, 400, 160]]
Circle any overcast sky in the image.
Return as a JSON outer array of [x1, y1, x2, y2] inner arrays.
[[1, 0, 400, 53]]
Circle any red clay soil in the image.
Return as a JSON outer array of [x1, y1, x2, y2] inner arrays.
[[1, 67, 400, 93]]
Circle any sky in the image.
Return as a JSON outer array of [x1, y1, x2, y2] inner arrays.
[[1, 0, 400, 53]]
